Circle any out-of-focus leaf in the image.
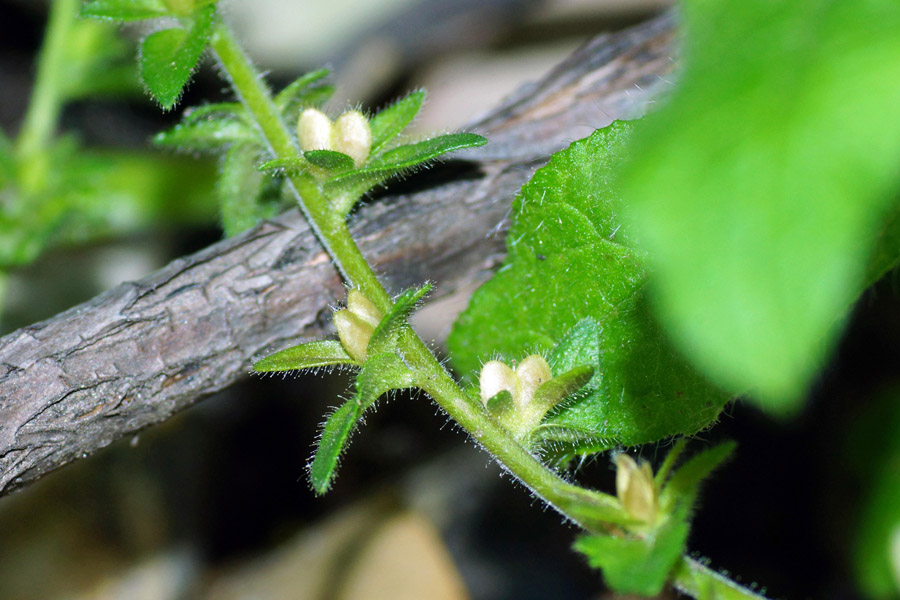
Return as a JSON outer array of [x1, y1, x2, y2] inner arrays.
[[217, 143, 281, 236], [80, 0, 170, 21], [621, 0, 900, 409]]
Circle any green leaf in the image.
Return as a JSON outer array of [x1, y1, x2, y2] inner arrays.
[[355, 352, 419, 413], [621, 1, 900, 409], [309, 400, 359, 494], [274, 68, 333, 117], [659, 441, 735, 512], [328, 133, 487, 187], [574, 506, 690, 596], [369, 90, 425, 154], [367, 283, 432, 356], [303, 150, 355, 173], [449, 123, 728, 453], [139, 5, 215, 110], [308, 351, 417, 495], [847, 386, 900, 598], [80, 0, 170, 21], [253, 340, 358, 373], [153, 107, 259, 152]]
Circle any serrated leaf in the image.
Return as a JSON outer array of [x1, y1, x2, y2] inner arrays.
[[449, 123, 728, 454], [367, 283, 432, 356], [309, 400, 359, 494], [303, 149, 355, 172], [621, 1, 900, 409], [253, 340, 357, 372], [369, 90, 425, 154], [139, 5, 214, 110], [274, 68, 333, 117], [659, 441, 735, 512], [574, 506, 690, 596], [80, 0, 170, 21]]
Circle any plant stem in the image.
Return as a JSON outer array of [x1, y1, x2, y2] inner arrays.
[[672, 556, 770, 599], [16, 0, 78, 191], [209, 16, 768, 599]]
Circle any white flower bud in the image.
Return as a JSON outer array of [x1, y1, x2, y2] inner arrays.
[[333, 110, 372, 167], [615, 454, 658, 524], [297, 108, 333, 152], [515, 355, 552, 409], [347, 289, 382, 328], [479, 360, 517, 406]]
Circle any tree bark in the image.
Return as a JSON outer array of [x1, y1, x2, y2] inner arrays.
[[0, 13, 676, 497]]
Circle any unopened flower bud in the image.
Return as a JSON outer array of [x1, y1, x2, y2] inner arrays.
[[347, 289, 381, 328], [297, 108, 333, 152], [479, 360, 517, 406], [615, 454, 658, 524], [333, 290, 384, 362], [332, 110, 372, 167], [514, 355, 552, 409]]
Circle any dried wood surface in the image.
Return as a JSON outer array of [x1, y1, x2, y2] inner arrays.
[[0, 13, 676, 497]]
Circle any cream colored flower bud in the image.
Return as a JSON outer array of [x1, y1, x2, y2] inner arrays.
[[334, 309, 375, 363], [480, 360, 517, 406], [615, 454, 658, 524], [515, 355, 552, 409], [347, 289, 382, 328], [297, 108, 333, 152], [333, 110, 372, 167]]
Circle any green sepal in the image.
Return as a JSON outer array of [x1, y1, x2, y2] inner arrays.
[[309, 400, 359, 495], [653, 438, 688, 488], [139, 5, 215, 110], [274, 68, 334, 119], [485, 390, 513, 419], [303, 150, 355, 173], [659, 441, 736, 513], [574, 504, 690, 596], [367, 283, 432, 356], [253, 340, 359, 373], [80, 0, 170, 21], [533, 365, 594, 412], [369, 90, 425, 154]]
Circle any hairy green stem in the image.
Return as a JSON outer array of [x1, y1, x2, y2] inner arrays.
[[209, 15, 766, 599], [16, 0, 78, 192], [673, 557, 770, 599]]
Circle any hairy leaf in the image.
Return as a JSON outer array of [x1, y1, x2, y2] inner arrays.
[[621, 0, 900, 409], [369, 90, 425, 154], [659, 441, 735, 512], [139, 5, 214, 110], [367, 284, 432, 356], [153, 114, 258, 152], [303, 150, 355, 173], [274, 68, 334, 121], [309, 400, 359, 494], [253, 340, 358, 372], [449, 123, 728, 453]]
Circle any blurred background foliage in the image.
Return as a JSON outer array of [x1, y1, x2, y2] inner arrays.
[[2, 0, 900, 599]]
